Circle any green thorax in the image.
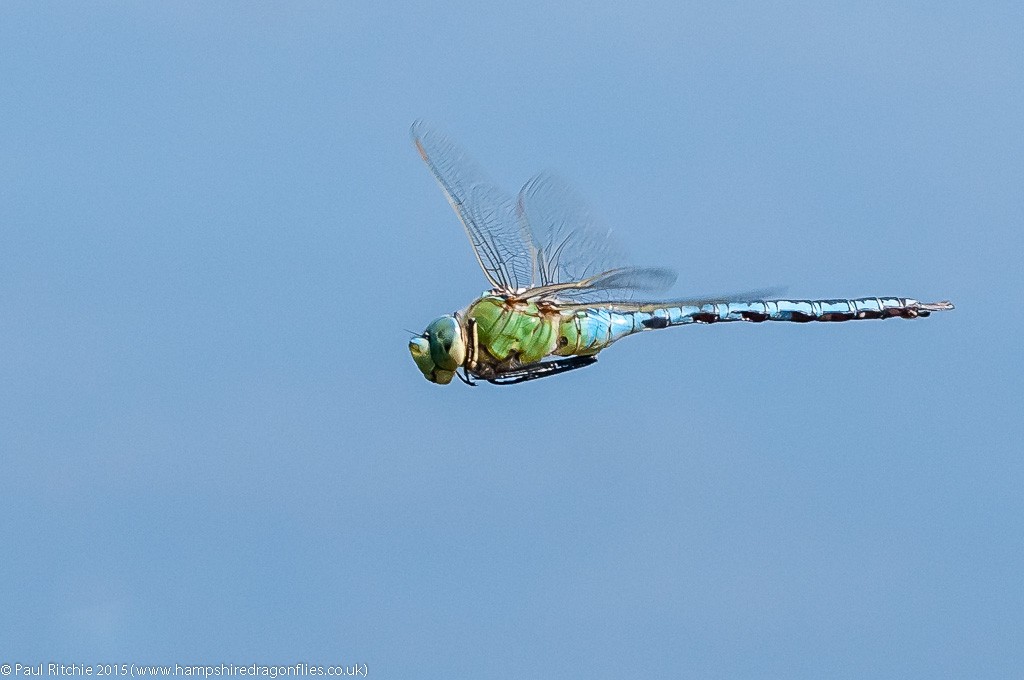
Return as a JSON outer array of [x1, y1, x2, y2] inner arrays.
[[465, 296, 562, 365], [466, 294, 608, 366]]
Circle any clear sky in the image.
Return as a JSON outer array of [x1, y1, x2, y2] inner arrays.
[[1, 2, 1021, 677]]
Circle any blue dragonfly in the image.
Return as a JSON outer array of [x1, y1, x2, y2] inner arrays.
[[407, 122, 954, 385]]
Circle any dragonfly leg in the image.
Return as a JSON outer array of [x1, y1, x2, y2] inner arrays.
[[487, 355, 598, 385], [456, 367, 477, 386]]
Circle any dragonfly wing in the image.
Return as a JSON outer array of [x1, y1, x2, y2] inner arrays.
[[412, 121, 533, 291], [660, 287, 789, 307], [521, 266, 677, 301], [515, 173, 676, 300], [552, 287, 790, 312]]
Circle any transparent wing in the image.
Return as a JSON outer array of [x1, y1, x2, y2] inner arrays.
[[520, 266, 677, 301], [515, 173, 676, 301], [552, 287, 790, 312], [412, 121, 533, 291]]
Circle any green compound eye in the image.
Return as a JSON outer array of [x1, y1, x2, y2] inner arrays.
[[425, 316, 465, 371], [408, 315, 465, 384]]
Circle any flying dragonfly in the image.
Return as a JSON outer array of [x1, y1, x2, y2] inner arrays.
[[407, 122, 953, 386]]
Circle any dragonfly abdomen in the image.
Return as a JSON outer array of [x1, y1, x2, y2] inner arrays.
[[666, 297, 955, 325], [551, 308, 639, 355], [555, 297, 953, 355]]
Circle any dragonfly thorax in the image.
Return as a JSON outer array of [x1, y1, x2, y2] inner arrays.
[[408, 314, 467, 385]]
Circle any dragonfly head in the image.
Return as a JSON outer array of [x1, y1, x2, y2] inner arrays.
[[408, 314, 467, 385]]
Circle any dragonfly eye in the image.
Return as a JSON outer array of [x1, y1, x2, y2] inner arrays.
[[424, 315, 466, 372]]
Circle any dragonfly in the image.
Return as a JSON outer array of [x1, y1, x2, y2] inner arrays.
[[407, 122, 953, 386]]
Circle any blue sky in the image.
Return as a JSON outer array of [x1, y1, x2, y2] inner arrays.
[[1, 2, 1021, 677]]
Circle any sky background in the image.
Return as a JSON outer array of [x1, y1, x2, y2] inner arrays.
[[1, 2, 1021, 677]]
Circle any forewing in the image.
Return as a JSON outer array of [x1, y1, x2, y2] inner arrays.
[[516, 173, 676, 301], [412, 121, 533, 291]]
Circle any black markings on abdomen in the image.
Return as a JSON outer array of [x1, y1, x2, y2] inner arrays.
[[641, 317, 670, 329]]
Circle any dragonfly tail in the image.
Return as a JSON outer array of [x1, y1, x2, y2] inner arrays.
[[684, 297, 956, 324], [917, 300, 955, 313], [566, 296, 953, 353], [615, 296, 955, 333]]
